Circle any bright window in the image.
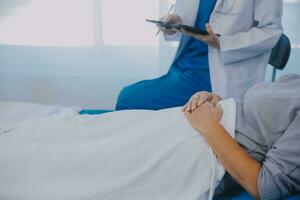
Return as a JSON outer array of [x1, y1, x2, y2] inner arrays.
[[0, 0, 94, 47], [101, 0, 159, 46]]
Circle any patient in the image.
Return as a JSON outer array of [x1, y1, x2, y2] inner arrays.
[[183, 74, 300, 199], [0, 74, 299, 200]]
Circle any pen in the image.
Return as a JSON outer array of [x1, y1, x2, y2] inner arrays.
[[155, 4, 175, 36]]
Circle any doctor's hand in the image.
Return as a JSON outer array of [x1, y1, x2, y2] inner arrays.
[[158, 14, 182, 35], [185, 102, 223, 134], [182, 91, 221, 113], [181, 24, 220, 49]]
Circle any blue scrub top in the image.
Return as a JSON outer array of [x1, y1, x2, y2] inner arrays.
[[174, 0, 216, 78]]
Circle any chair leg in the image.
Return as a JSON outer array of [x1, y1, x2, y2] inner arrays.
[[272, 68, 277, 82]]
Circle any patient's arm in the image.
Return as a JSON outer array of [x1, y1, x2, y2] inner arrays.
[[185, 104, 260, 199], [182, 92, 221, 112]]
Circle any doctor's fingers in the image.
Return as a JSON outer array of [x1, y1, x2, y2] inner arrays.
[[191, 96, 200, 111], [163, 14, 182, 24], [182, 102, 189, 112], [197, 94, 209, 107], [190, 94, 209, 111], [182, 92, 209, 112], [182, 99, 192, 112], [182, 102, 191, 112], [182, 93, 197, 112], [205, 24, 217, 38], [159, 27, 177, 35], [183, 99, 197, 112]]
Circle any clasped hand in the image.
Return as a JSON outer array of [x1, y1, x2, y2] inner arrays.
[[182, 92, 223, 134]]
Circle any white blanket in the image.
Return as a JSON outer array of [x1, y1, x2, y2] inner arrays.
[[0, 100, 236, 200]]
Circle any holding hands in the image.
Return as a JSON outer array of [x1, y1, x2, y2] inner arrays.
[[183, 92, 223, 134], [182, 91, 221, 112]]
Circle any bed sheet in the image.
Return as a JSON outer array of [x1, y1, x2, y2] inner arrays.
[[81, 110, 300, 200]]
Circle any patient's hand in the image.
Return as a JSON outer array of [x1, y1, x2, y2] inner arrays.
[[182, 92, 221, 113], [184, 102, 223, 134]]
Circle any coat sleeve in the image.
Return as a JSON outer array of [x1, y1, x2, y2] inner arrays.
[[258, 112, 300, 200], [218, 0, 283, 65]]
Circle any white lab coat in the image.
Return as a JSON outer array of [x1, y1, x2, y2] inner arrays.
[[166, 0, 283, 100]]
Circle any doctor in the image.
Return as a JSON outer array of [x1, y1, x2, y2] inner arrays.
[[116, 0, 283, 110]]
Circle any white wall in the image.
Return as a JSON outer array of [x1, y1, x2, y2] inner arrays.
[[0, 44, 175, 109]]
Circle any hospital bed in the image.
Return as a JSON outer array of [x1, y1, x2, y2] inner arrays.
[[79, 34, 300, 199]]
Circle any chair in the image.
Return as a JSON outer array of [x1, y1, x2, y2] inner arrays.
[[268, 34, 291, 82]]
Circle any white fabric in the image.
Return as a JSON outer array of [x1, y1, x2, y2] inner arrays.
[[0, 100, 236, 200], [218, 98, 236, 139], [166, 0, 283, 100]]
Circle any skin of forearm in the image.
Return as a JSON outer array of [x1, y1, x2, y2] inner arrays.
[[201, 122, 261, 199]]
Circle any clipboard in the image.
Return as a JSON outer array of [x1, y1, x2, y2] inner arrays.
[[146, 19, 209, 36]]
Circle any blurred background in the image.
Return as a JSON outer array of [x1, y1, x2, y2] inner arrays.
[[0, 0, 299, 109]]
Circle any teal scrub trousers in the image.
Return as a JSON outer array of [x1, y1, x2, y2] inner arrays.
[[116, 67, 211, 110]]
